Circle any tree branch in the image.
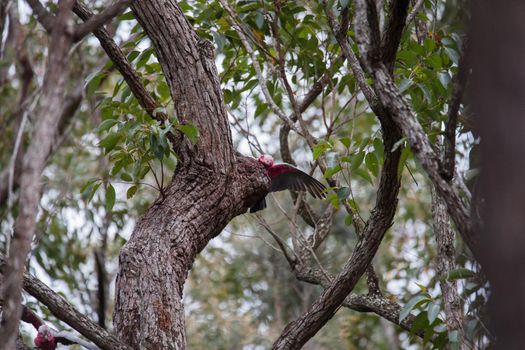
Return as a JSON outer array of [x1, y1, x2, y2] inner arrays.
[[71, 2, 181, 152], [381, 0, 410, 72], [442, 38, 470, 181], [431, 188, 465, 347], [372, 65, 476, 254], [272, 123, 402, 349], [0, 255, 129, 350], [73, 0, 131, 41], [24, 0, 55, 33]]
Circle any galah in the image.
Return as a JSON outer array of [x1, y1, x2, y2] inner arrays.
[[21, 306, 99, 350], [251, 154, 327, 212]]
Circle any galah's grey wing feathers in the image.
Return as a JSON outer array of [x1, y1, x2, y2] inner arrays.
[[270, 169, 327, 199]]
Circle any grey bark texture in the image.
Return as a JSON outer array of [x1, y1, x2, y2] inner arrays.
[[432, 189, 465, 348]]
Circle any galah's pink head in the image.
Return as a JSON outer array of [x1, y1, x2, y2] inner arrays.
[[34, 325, 57, 350], [258, 154, 274, 168]]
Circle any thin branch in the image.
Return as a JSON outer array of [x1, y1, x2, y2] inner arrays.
[[442, 38, 470, 181], [24, 0, 55, 32], [72, 1, 181, 150], [73, 0, 131, 41], [406, 0, 424, 25], [271, 2, 316, 148], [217, 0, 299, 134], [323, 1, 382, 116], [256, 215, 298, 268]]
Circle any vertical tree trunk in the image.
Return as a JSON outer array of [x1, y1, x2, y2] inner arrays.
[[472, 1, 525, 348], [431, 189, 465, 348], [112, 3, 269, 348]]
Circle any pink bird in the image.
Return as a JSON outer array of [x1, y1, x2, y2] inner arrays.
[[251, 154, 327, 212]]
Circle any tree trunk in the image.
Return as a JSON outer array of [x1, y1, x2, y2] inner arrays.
[[471, 1, 525, 348], [112, 2, 269, 348]]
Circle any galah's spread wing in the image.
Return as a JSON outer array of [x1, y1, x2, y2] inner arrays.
[[268, 163, 326, 199]]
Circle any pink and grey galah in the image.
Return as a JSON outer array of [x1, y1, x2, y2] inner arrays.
[[251, 154, 327, 212]]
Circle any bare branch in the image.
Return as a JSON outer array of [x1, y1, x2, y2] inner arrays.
[[73, 0, 131, 41], [0, 85, 82, 207], [442, 38, 470, 181], [24, 0, 55, 33]]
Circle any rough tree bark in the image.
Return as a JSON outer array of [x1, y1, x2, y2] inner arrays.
[[471, 1, 525, 348], [432, 189, 465, 348], [0, 1, 74, 347], [112, 2, 269, 348]]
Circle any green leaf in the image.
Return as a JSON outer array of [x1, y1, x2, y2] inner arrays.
[[118, 11, 135, 20], [126, 185, 138, 199], [98, 132, 123, 154], [80, 178, 98, 194], [415, 282, 427, 292], [427, 302, 440, 324], [85, 71, 103, 98], [156, 82, 171, 100], [81, 180, 101, 204], [336, 187, 351, 200], [365, 152, 379, 177], [400, 295, 429, 322], [127, 50, 140, 62], [106, 184, 116, 213], [120, 173, 133, 182], [313, 142, 330, 160], [137, 48, 154, 68], [344, 215, 353, 226], [255, 10, 264, 29], [449, 330, 459, 343], [446, 268, 476, 280], [178, 124, 199, 144], [398, 78, 413, 93], [350, 151, 365, 170], [444, 47, 459, 65], [339, 137, 351, 148], [98, 119, 118, 133], [324, 165, 342, 178], [353, 168, 373, 185], [410, 311, 429, 334]]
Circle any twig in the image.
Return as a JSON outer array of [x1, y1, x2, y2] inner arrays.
[[217, 0, 299, 134], [406, 0, 424, 25]]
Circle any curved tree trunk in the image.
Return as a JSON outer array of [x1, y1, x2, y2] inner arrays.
[[112, 1, 269, 348]]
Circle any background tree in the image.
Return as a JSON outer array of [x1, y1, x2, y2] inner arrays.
[[0, 0, 517, 349]]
